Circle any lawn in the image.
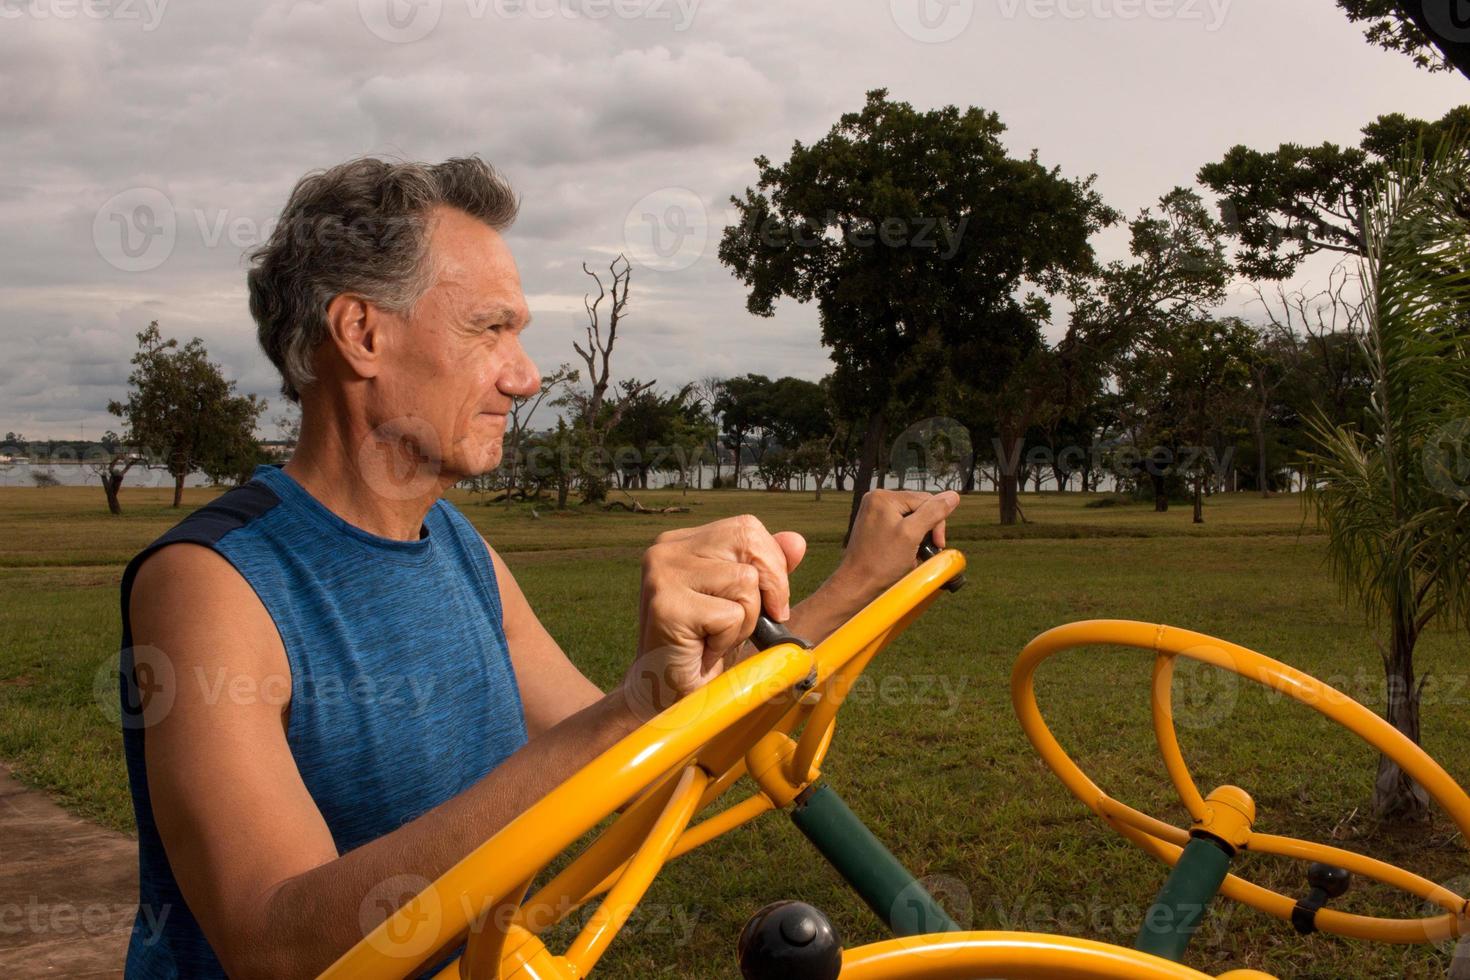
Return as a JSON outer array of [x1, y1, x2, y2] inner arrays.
[[1, 484, 1467, 978]]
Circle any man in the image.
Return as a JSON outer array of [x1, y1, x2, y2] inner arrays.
[[119, 156, 959, 979]]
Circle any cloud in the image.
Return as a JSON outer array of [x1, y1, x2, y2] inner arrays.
[[0, 0, 1464, 436]]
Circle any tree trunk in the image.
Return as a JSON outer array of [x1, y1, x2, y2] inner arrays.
[[1192, 475, 1204, 524], [994, 431, 1023, 525], [172, 471, 185, 508], [1374, 606, 1431, 821], [101, 474, 123, 515], [1152, 471, 1169, 512], [845, 407, 887, 544], [1449, 934, 1470, 979], [1253, 407, 1269, 497]]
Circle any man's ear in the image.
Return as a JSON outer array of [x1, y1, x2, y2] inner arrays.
[[324, 293, 389, 383]]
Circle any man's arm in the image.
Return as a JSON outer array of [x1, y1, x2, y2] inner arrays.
[[132, 544, 640, 980], [132, 513, 798, 979], [481, 539, 603, 737], [779, 489, 961, 647]]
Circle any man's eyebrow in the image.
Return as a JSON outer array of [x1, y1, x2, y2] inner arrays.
[[472, 305, 532, 327]]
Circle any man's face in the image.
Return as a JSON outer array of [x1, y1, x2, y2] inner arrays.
[[372, 206, 540, 483]]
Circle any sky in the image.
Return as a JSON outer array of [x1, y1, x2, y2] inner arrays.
[[1, 0, 1467, 440]]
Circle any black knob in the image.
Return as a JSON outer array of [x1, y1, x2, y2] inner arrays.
[[1307, 862, 1351, 899], [750, 615, 810, 652], [918, 531, 966, 593], [737, 901, 842, 980], [1292, 863, 1351, 934]]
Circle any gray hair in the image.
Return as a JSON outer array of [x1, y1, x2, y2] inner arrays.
[[246, 156, 519, 402]]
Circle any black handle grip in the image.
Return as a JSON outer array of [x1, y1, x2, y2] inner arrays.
[[751, 615, 810, 651], [918, 531, 966, 593]]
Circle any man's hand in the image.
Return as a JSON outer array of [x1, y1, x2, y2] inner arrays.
[[830, 489, 962, 610], [625, 514, 805, 718]]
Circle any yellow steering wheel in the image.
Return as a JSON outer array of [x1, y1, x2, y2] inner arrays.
[[319, 547, 966, 979], [1012, 620, 1470, 946]]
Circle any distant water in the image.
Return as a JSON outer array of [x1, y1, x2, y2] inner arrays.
[[0, 462, 212, 489]]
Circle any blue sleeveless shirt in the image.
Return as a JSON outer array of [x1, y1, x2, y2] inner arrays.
[[118, 464, 529, 978]]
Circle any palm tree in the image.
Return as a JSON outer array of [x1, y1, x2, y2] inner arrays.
[[1305, 135, 1470, 822]]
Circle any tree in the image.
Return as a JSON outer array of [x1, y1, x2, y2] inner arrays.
[[86, 429, 140, 515], [713, 374, 772, 487], [1337, 0, 1470, 77], [969, 188, 1231, 523], [1119, 317, 1255, 522], [1199, 106, 1470, 280], [564, 256, 653, 504], [505, 364, 576, 504], [720, 89, 1113, 537], [108, 323, 265, 507], [1305, 138, 1470, 822]]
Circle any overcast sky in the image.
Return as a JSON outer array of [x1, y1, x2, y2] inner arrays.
[[2, 0, 1466, 440]]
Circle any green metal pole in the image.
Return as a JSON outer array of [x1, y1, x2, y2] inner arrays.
[[790, 784, 961, 937], [1134, 835, 1233, 962]]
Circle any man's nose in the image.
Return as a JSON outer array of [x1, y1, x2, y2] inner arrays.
[[500, 338, 541, 398]]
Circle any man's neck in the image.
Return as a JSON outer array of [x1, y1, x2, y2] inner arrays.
[[282, 405, 451, 543]]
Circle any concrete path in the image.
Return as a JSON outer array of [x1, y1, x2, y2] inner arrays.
[[0, 766, 135, 978]]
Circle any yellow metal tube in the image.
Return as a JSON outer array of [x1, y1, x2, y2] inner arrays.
[[562, 765, 708, 974], [1012, 619, 1470, 945], [837, 931, 1265, 979]]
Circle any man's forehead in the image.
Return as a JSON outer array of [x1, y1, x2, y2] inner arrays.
[[426, 207, 527, 319]]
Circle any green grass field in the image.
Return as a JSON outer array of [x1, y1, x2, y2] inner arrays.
[[2, 485, 1467, 978]]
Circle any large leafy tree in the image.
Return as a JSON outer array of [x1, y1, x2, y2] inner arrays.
[[1305, 139, 1470, 822], [720, 89, 1113, 534], [1198, 106, 1470, 279], [108, 322, 265, 507], [1338, 0, 1470, 77]]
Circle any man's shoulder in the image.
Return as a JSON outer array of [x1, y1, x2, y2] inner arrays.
[[123, 480, 283, 599]]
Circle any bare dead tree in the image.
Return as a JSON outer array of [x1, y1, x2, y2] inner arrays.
[[569, 255, 653, 503]]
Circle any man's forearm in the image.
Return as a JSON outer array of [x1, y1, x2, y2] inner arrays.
[[784, 564, 880, 646], [250, 691, 640, 979]]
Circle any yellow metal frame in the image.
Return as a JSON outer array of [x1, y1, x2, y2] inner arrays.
[[837, 931, 1277, 979], [318, 549, 966, 980], [1012, 619, 1470, 945]]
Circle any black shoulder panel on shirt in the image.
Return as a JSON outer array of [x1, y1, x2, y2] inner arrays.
[[119, 480, 282, 638]]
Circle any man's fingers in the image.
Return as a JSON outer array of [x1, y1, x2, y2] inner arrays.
[[682, 558, 761, 646], [773, 531, 806, 575], [722, 515, 791, 620], [902, 490, 961, 548]]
